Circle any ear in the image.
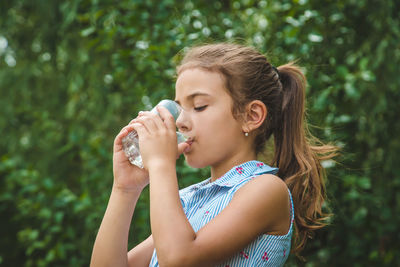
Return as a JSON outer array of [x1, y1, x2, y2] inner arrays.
[[242, 100, 267, 133]]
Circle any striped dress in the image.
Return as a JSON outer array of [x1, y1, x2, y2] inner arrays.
[[149, 160, 294, 267]]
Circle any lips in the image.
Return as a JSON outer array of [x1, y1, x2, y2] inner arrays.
[[184, 137, 194, 153], [185, 138, 194, 145]]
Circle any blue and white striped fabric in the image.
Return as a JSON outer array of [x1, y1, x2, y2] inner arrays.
[[149, 160, 294, 267]]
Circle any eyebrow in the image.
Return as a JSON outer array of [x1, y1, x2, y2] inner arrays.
[[175, 92, 211, 105]]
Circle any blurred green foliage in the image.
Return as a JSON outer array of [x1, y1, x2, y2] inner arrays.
[[0, 0, 399, 266]]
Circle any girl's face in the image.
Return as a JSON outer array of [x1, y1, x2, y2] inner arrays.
[[175, 68, 247, 169]]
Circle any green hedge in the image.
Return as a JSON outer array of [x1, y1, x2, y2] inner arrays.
[[0, 0, 399, 266]]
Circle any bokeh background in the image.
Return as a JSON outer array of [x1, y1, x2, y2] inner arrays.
[[1, 0, 399, 266]]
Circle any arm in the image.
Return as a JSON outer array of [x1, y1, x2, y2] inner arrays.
[[90, 124, 153, 267], [90, 187, 143, 267], [149, 170, 290, 267], [127, 235, 154, 267], [91, 188, 155, 267], [148, 163, 196, 265]]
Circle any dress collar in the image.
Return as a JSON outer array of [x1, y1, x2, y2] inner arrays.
[[201, 160, 278, 189]]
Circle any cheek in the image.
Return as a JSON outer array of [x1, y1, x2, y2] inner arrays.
[[198, 113, 241, 150], [205, 109, 235, 128], [210, 111, 241, 136]]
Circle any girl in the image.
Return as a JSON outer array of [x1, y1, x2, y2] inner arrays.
[[90, 43, 336, 267]]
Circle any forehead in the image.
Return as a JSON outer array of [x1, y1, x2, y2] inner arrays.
[[175, 68, 229, 101]]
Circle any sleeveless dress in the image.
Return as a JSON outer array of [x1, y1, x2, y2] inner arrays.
[[149, 160, 294, 266]]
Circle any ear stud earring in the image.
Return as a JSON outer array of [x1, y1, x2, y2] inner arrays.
[[244, 132, 249, 137]]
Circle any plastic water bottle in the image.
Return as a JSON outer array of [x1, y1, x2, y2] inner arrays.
[[122, 99, 187, 168]]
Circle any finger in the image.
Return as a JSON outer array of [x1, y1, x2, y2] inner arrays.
[[177, 142, 190, 158], [157, 106, 176, 131], [131, 122, 149, 137], [114, 124, 136, 150], [139, 110, 167, 131], [129, 118, 138, 125], [147, 109, 167, 130], [135, 114, 160, 133], [129, 110, 148, 125]]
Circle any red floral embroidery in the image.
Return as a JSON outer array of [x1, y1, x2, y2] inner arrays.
[[256, 162, 264, 167], [283, 248, 286, 257], [262, 252, 269, 261], [236, 167, 244, 174], [240, 251, 249, 259]]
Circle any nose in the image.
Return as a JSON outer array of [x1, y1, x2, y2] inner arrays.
[[176, 109, 191, 132]]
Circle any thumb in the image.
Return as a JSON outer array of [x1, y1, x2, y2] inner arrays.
[[177, 143, 190, 159]]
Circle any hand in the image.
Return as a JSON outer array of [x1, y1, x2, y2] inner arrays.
[[131, 106, 189, 171], [112, 124, 149, 193]]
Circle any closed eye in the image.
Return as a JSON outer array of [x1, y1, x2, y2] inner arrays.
[[194, 105, 207, 111]]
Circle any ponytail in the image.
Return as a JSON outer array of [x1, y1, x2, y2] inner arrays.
[[274, 62, 338, 253]]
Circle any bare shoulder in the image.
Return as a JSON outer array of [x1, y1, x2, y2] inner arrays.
[[234, 173, 289, 201], [188, 174, 291, 264], [232, 174, 291, 235]]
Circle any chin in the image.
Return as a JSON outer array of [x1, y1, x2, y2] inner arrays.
[[184, 154, 210, 169]]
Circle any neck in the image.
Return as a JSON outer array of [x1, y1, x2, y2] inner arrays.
[[210, 149, 256, 182]]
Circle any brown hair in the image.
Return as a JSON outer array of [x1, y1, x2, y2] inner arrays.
[[177, 43, 337, 254]]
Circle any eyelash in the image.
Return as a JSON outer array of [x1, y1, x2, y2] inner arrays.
[[194, 105, 207, 111]]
